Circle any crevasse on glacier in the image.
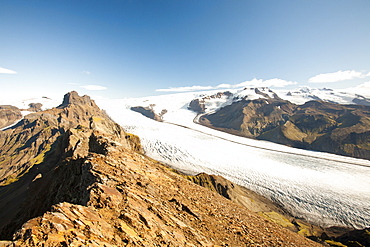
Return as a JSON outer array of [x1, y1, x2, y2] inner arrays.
[[97, 98, 370, 229]]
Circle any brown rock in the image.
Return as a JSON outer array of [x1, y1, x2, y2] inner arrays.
[[199, 98, 370, 160], [0, 105, 22, 129], [130, 106, 163, 122], [27, 103, 43, 112]]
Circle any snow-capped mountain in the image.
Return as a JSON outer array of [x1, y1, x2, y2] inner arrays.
[[279, 86, 370, 105], [126, 86, 370, 121], [189, 86, 370, 114]]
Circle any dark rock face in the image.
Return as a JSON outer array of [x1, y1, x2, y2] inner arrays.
[[0, 105, 22, 129], [130, 106, 163, 121], [199, 99, 370, 160], [254, 87, 281, 100], [352, 95, 370, 106], [188, 99, 206, 113], [27, 103, 43, 112], [334, 227, 370, 247], [58, 91, 96, 108], [188, 91, 233, 114]]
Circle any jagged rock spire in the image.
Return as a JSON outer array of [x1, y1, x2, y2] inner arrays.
[[58, 91, 96, 108]]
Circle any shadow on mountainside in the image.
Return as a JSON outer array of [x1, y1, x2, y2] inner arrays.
[[0, 134, 97, 239]]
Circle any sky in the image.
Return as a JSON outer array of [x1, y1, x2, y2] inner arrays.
[[1, 0, 370, 99]]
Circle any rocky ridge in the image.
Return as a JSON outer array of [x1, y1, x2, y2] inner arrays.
[[0, 106, 22, 129], [130, 105, 166, 122], [197, 95, 370, 160], [0, 92, 320, 246]]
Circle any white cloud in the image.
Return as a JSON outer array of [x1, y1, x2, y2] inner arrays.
[[156, 78, 296, 93], [355, 81, 370, 89], [230, 78, 296, 88], [308, 70, 369, 83], [80, 85, 107, 90], [156, 85, 213, 92], [233, 78, 263, 88], [216, 83, 232, 89], [0, 67, 17, 74], [82, 70, 91, 75], [344, 81, 370, 97], [262, 78, 297, 87]]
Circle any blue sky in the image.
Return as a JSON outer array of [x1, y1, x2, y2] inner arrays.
[[1, 0, 370, 99]]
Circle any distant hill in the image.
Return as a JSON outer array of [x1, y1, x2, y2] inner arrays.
[[0, 105, 22, 129], [197, 97, 370, 160]]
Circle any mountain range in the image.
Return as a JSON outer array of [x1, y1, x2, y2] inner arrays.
[[188, 87, 370, 160], [0, 89, 369, 246], [126, 86, 370, 160]]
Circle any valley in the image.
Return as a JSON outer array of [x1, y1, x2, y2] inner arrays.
[[96, 88, 370, 230]]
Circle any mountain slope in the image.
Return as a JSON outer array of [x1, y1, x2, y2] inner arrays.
[[0, 91, 138, 239], [198, 96, 370, 160], [0, 105, 22, 129], [0, 92, 319, 246]]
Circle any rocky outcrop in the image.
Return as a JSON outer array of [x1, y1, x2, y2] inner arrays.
[[332, 227, 370, 247], [188, 91, 233, 114], [0, 92, 320, 246], [27, 103, 43, 112], [199, 99, 370, 160], [130, 106, 161, 121], [353, 96, 370, 106], [185, 173, 292, 217], [185, 173, 361, 245], [58, 91, 97, 108], [254, 87, 281, 100], [188, 98, 206, 113], [0, 105, 22, 129], [130, 106, 165, 122]]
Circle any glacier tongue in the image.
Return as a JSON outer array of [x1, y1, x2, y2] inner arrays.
[[97, 97, 370, 229]]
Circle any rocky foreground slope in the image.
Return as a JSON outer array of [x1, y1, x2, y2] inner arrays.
[[0, 92, 320, 246]]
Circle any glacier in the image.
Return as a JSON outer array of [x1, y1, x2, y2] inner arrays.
[[1, 88, 369, 229], [96, 93, 370, 229]]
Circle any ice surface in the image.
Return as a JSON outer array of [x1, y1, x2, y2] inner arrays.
[[0, 96, 60, 111], [97, 94, 370, 229], [277, 86, 363, 105]]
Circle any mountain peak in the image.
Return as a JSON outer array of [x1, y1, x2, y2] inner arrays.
[[58, 91, 95, 108]]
